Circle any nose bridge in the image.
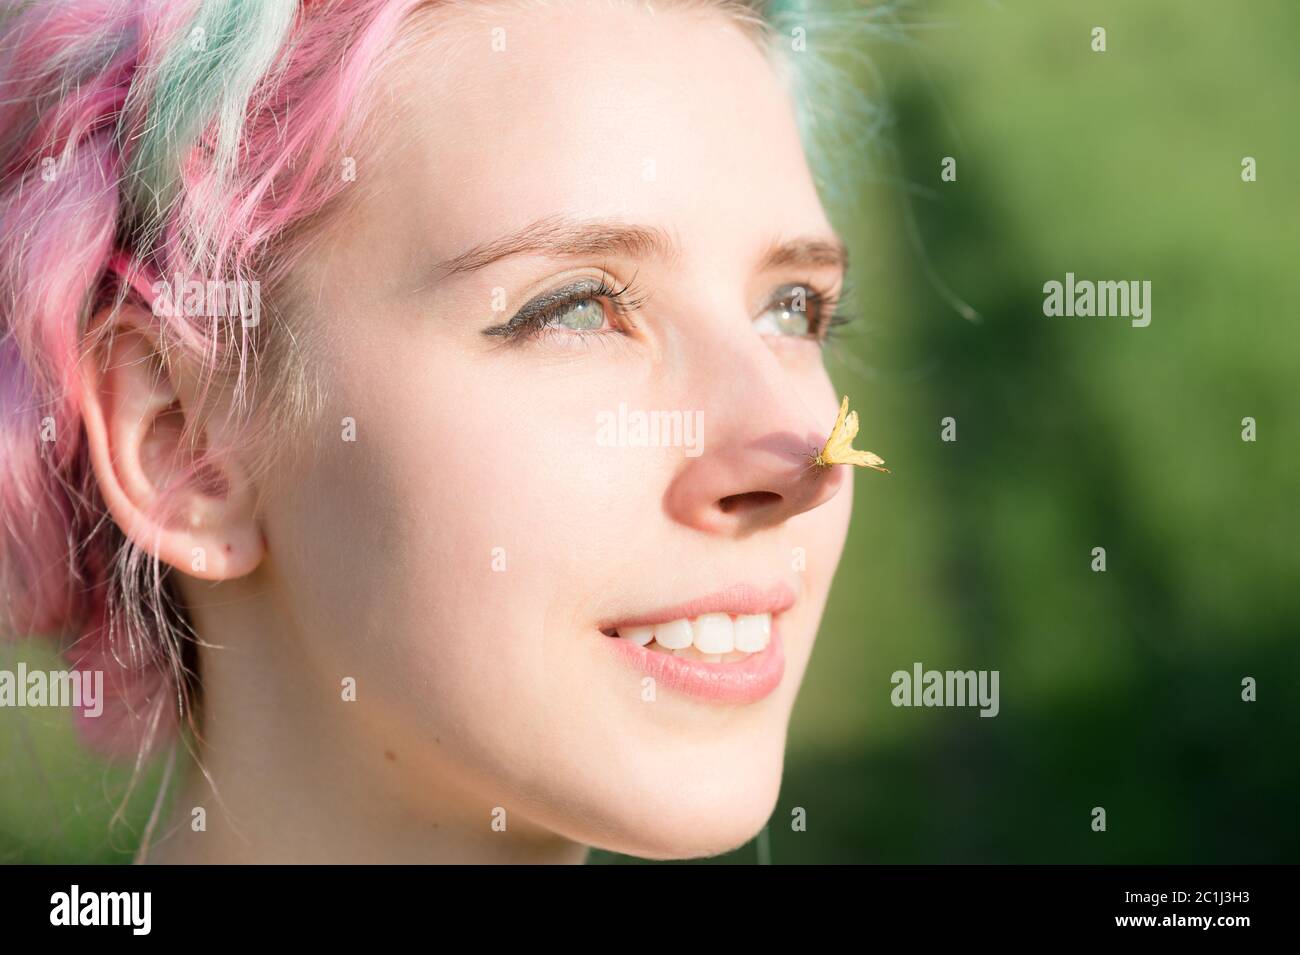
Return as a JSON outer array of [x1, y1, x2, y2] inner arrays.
[[683, 305, 815, 432]]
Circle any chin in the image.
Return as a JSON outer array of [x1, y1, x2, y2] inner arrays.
[[579, 748, 786, 861]]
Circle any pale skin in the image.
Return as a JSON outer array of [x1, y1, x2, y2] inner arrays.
[[78, 2, 855, 863]]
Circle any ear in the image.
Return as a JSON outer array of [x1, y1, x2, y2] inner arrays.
[[78, 303, 265, 580]]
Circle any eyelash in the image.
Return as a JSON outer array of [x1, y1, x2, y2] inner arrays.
[[482, 275, 859, 346], [792, 283, 859, 347]]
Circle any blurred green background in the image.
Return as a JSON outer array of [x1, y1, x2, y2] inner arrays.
[[4, 0, 1297, 863]]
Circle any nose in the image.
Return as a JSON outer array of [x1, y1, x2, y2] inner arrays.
[[663, 378, 847, 537]]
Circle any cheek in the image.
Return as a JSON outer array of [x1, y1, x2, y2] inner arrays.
[[280, 335, 654, 734], [376, 350, 650, 584]]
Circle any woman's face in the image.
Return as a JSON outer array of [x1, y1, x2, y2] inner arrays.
[[259, 1, 853, 858]]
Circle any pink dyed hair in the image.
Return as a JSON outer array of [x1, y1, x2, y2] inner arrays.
[[0, 0, 433, 763]]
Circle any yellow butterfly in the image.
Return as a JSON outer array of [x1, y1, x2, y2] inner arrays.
[[810, 395, 889, 473]]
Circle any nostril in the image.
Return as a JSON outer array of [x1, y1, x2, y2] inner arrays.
[[718, 491, 782, 514]]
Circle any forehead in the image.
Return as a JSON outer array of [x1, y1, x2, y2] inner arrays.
[[362, 0, 830, 266]]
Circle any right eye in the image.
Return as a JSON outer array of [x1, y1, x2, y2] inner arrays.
[[482, 274, 645, 341], [542, 297, 608, 332]]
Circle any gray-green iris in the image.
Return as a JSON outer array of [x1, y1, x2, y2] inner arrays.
[[761, 284, 810, 336], [552, 298, 605, 331]]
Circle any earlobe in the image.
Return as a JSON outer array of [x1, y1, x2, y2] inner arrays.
[[77, 305, 266, 581]]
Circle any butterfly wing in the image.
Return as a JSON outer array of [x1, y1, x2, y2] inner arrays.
[[842, 449, 889, 473], [842, 408, 861, 444], [825, 408, 861, 462], [819, 395, 889, 472], [815, 396, 851, 465], [828, 396, 850, 443]]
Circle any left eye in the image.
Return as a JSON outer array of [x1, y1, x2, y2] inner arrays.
[[754, 283, 816, 337]]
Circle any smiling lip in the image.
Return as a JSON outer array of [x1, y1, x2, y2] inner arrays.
[[598, 582, 796, 631], [601, 582, 795, 705]]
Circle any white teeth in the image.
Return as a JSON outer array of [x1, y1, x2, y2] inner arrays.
[[620, 625, 655, 647], [693, 613, 735, 654], [653, 618, 694, 650], [733, 614, 771, 652], [615, 612, 773, 658]]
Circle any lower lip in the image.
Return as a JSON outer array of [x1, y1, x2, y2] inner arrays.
[[605, 621, 786, 704]]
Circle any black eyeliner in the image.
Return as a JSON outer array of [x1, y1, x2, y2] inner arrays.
[[482, 280, 597, 337]]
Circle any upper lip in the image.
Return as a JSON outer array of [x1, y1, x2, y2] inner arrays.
[[600, 581, 797, 631]]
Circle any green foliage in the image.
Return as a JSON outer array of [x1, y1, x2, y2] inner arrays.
[[601, 0, 1300, 864]]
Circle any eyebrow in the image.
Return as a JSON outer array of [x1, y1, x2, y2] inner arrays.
[[757, 235, 849, 273], [433, 215, 848, 277]]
